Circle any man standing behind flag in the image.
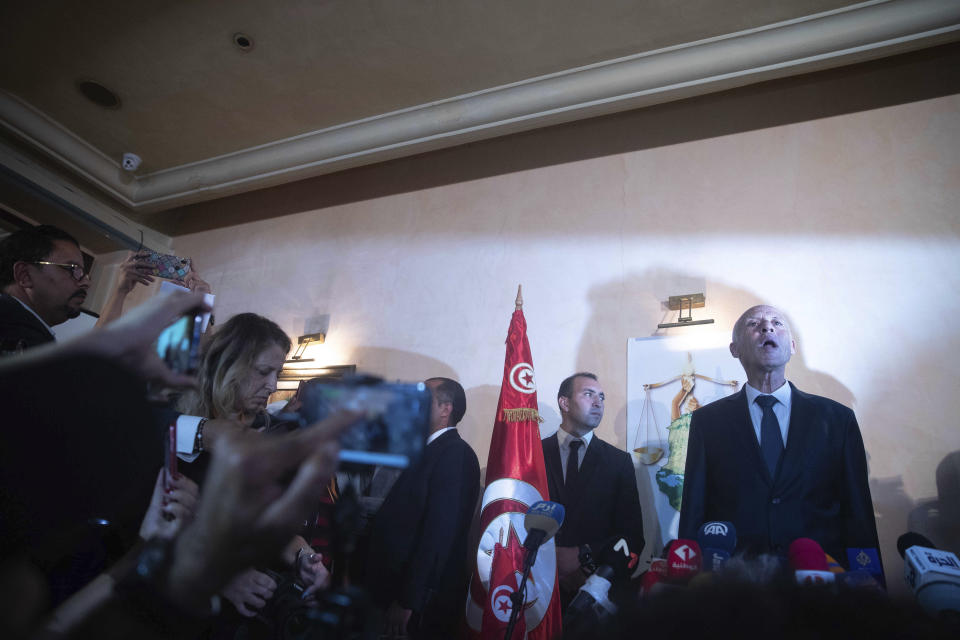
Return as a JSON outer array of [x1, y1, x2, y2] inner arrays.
[[542, 372, 645, 605], [467, 287, 563, 640], [367, 377, 480, 639]]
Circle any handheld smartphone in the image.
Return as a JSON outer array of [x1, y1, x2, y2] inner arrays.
[[155, 310, 204, 374], [144, 251, 191, 281], [297, 376, 432, 469], [164, 422, 177, 491]]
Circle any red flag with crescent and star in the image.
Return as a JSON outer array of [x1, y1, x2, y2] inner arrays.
[[466, 286, 561, 640]]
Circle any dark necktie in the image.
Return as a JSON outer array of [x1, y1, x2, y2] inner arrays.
[[566, 439, 583, 488], [756, 395, 783, 477]]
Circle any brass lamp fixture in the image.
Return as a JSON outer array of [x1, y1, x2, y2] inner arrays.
[[657, 293, 715, 329], [286, 332, 325, 362]]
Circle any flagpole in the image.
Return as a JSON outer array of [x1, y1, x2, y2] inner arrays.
[[516, 284, 523, 310]]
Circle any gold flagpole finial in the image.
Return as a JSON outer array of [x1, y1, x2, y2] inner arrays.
[[515, 284, 523, 310]]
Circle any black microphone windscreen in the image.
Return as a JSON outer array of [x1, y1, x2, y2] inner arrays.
[[897, 532, 936, 558], [595, 537, 632, 580]]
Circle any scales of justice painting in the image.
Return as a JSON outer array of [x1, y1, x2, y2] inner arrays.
[[627, 334, 743, 548]]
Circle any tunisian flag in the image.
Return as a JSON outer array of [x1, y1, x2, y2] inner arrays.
[[466, 287, 561, 640]]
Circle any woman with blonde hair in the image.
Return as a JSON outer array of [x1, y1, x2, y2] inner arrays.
[[179, 313, 330, 621], [180, 312, 291, 429]]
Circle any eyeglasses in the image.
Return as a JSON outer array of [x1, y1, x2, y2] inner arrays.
[[32, 261, 88, 281]]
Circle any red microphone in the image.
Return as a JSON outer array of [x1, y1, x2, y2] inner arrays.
[[639, 558, 667, 596], [665, 539, 702, 584], [789, 538, 835, 585]]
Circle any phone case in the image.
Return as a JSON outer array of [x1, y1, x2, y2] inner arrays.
[[146, 253, 191, 280]]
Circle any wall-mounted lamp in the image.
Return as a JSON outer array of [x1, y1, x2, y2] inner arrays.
[[279, 363, 356, 382], [657, 293, 715, 329], [286, 332, 325, 362]]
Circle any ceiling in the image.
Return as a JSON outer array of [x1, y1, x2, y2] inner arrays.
[[0, 0, 958, 245]]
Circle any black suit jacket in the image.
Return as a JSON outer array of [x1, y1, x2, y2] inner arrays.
[[366, 429, 481, 628], [542, 433, 645, 558], [678, 383, 880, 566], [0, 293, 55, 353]]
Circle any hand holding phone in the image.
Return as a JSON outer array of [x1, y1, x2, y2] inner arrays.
[[144, 252, 191, 281], [155, 310, 204, 375]]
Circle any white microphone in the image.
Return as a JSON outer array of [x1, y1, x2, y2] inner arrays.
[[901, 542, 960, 617]]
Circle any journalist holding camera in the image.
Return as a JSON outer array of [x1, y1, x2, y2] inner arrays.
[[0, 279, 361, 639]]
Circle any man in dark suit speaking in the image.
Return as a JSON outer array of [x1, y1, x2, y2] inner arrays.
[[366, 377, 481, 639], [542, 372, 644, 605], [679, 305, 880, 567]]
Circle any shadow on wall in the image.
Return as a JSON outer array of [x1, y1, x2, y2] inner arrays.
[[908, 451, 960, 554], [571, 268, 889, 563], [150, 43, 960, 236]]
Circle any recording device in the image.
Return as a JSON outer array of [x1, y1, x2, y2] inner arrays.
[[665, 539, 702, 584], [788, 538, 835, 585], [254, 569, 379, 640], [846, 546, 885, 589], [697, 520, 737, 572], [297, 376, 432, 468], [522, 501, 565, 567], [639, 558, 667, 597], [564, 537, 636, 633], [143, 251, 191, 281], [155, 309, 204, 374], [897, 532, 960, 617], [503, 501, 566, 640]]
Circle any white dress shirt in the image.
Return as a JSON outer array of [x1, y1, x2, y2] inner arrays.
[[427, 426, 456, 445], [744, 381, 793, 447], [556, 427, 594, 479]]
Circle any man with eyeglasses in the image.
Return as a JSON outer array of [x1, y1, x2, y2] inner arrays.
[[1, 225, 90, 353]]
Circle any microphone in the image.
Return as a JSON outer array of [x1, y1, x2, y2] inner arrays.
[[522, 501, 564, 568], [788, 538, 835, 586], [846, 547, 885, 589], [504, 502, 565, 640], [696, 521, 737, 572], [898, 532, 936, 558], [897, 532, 960, 617], [824, 553, 845, 575], [639, 558, 667, 597], [564, 537, 634, 631], [665, 539, 702, 584]]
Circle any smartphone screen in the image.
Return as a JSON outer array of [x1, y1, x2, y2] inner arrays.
[[156, 312, 203, 374], [298, 380, 431, 469]]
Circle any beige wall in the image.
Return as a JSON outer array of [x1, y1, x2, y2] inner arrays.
[[96, 46, 960, 590]]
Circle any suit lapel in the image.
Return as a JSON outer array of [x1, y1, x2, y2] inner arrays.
[[542, 434, 565, 503], [732, 388, 774, 486], [775, 383, 813, 488]]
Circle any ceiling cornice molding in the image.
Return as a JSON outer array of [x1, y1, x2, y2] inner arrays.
[[2, 0, 958, 213], [0, 140, 172, 250]]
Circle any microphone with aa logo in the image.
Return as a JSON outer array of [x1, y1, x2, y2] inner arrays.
[[697, 521, 737, 572]]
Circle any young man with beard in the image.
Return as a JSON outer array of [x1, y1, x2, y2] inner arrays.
[[542, 372, 644, 606]]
